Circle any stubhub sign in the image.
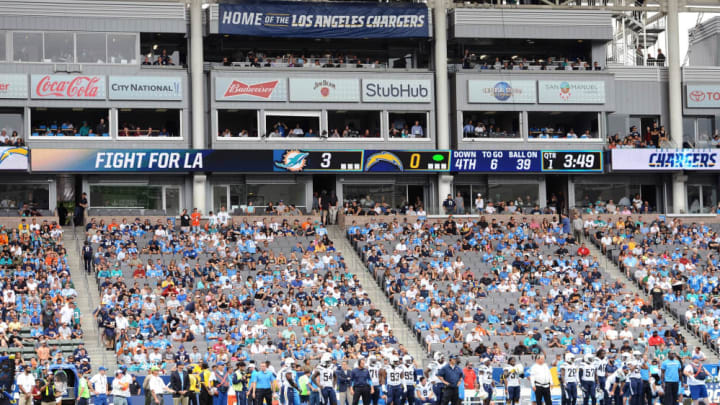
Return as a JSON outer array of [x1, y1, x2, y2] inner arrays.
[[362, 79, 432, 103]]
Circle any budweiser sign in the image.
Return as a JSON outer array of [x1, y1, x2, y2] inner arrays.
[[223, 80, 278, 99], [31, 75, 106, 99]]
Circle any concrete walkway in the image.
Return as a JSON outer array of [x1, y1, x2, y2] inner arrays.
[[327, 226, 427, 365]]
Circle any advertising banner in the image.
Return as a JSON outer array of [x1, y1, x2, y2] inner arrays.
[[687, 84, 720, 108], [538, 80, 605, 104], [215, 77, 287, 102], [30, 149, 449, 172], [361, 79, 432, 103], [289, 78, 360, 102], [108, 76, 182, 100], [467, 80, 537, 104], [0, 147, 29, 171], [31, 74, 106, 100], [0, 74, 28, 99], [611, 149, 720, 171], [218, 2, 429, 39]]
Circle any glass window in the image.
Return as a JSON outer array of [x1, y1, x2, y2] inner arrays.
[[343, 184, 410, 212], [89, 185, 162, 209], [165, 187, 180, 216], [13, 32, 43, 62], [687, 185, 702, 214], [44, 32, 74, 63], [265, 115, 320, 138], [107, 34, 137, 64], [77, 33, 107, 63], [528, 111, 599, 139], [683, 117, 696, 147], [574, 183, 641, 211], [118, 109, 180, 137], [487, 183, 538, 212], [229, 185, 246, 212], [697, 117, 715, 147], [213, 186, 228, 213], [217, 110, 258, 138], [30, 108, 109, 137], [462, 111, 520, 138], [389, 112, 427, 138], [0, 32, 6, 61], [0, 184, 50, 211], [247, 184, 305, 211], [327, 111, 382, 138]]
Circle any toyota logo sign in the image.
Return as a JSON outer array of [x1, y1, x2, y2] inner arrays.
[[689, 90, 706, 102]]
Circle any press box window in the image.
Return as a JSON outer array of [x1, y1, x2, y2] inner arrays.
[[0, 184, 50, 211], [217, 110, 259, 138], [44, 32, 74, 63], [389, 112, 428, 138], [118, 109, 181, 137], [528, 111, 599, 139], [30, 108, 109, 137], [107, 34, 137, 64], [327, 111, 381, 138], [0, 32, 6, 61], [462, 111, 520, 138], [77, 33, 107, 63], [13, 32, 43, 62], [264, 113, 320, 138], [213, 184, 306, 214]]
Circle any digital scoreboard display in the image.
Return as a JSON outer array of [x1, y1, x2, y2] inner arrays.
[[541, 150, 603, 172], [273, 150, 364, 172], [451, 150, 603, 173], [364, 150, 451, 172]]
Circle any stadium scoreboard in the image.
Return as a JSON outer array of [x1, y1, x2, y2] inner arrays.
[[451, 150, 603, 173]]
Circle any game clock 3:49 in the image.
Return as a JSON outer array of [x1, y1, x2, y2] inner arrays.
[[542, 151, 603, 172]]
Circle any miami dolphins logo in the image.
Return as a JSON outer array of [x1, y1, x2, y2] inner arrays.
[[0, 147, 28, 166], [365, 151, 404, 171], [274, 150, 309, 172]]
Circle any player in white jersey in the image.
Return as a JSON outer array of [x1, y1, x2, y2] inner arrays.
[[579, 354, 597, 405], [625, 352, 643, 405], [604, 367, 627, 405], [478, 358, 494, 405], [402, 355, 417, 405], [559, 353, 579, 405], [385, 356, 405, 405], [368, 355, 385, 405], [428, 353, 446, 405], [502, 357, 523, 405], [312, 353, 337, 405], [280, 358, 300, 405], [415, 376, 436, 405], [594, 350, 609, 405]]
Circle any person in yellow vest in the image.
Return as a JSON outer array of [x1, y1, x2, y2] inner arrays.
[[199, 362, 214, 405], [232, 362, 248, 405], [189, 366, 201, 405], [77, 370, 91, 405]]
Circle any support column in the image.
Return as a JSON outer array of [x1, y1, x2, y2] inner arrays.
[[667, 0, 686, 213], [189, 0, 207, 213], [433, 0, 452, 213]]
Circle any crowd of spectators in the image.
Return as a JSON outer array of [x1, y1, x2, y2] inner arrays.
[[461, 52, 602, 71], [119, 124, 175, 138], [218, 52, 405, 69], [528, 127, 596, 139], [591, 217, 720, 349], [462, 121, 517, 138], [576, 194, 654, 215], [347, 213, 696, 377], [31, 118, 109, 137], [141, 50, 176, 66], [0, 129, 24, 146], [608, 124, 669, 149], [85, 214, 416, 374], [0, 218, 88, 372]]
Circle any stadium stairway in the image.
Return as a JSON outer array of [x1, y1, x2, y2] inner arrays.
[[68, 226, 116, 372], [327, 226, 427, 365], [586, 241, 720, 363]]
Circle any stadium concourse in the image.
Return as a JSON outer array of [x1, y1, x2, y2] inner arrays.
[[5, 211, 720, 405]]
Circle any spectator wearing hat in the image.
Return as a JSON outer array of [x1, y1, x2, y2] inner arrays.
[[111, 369, 131, 405], [148, 366, 174, 405], [39, 372, 58, 405], [436, 355, 462, 405], [90, 367, 109, 405]]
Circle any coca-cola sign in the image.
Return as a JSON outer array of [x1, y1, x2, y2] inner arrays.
[[31, 75, 106, 99], [215, 77, 286, 101]]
